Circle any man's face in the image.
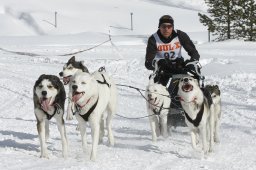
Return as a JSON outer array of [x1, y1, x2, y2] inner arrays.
[[159, 23, 173, 38]]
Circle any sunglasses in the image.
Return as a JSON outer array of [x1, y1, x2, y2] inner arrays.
[[160, 24, 173, 29]]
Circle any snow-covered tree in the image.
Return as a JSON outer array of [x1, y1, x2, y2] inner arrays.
[[233, 0, 256, 41]]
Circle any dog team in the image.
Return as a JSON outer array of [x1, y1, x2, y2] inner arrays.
[[33, 56, 221, 160]]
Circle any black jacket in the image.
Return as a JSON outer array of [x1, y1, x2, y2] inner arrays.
[[145, 29, 200, 70]]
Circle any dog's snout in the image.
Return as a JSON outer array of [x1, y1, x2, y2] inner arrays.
[[183, 78, 189, 83], [42, 91, 47, 96], [72, 85, 78, 90], [59, 72, 63, 77], [148, 94, 152, 99]]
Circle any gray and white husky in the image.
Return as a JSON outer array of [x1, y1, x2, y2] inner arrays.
[[178, 76, 221, 155], [59, 56, 89, 120], [33, 74, 68, 158]]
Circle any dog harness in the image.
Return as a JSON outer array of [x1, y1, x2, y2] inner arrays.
[[96, 74, 110, 87], [76, 98, 99, 121], [184, 101, 204, 127], [74, 74, 111, 121], [41, 104, 61, 120], [152, 103, 164, 116]]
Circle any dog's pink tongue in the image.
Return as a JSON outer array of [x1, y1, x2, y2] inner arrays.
[[72, 93, 83, 103], [41, 99, 51, 112]]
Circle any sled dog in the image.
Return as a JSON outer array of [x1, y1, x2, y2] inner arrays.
[[59, 56, 89, 120], [205, 85, 221, 143], [70, 70, 117, 161], [178, 76, 220, 155], [33, 74, 68, 158], [146, 74, 171, 142]]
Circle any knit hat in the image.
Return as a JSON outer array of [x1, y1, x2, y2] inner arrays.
[[158, 15, 174, 28]]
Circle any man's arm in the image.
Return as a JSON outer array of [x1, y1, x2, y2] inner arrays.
[[145, 35, 157, 70], [177, 30, 200, 61]]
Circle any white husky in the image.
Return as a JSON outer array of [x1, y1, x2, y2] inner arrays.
[[178, 76, 221, 155], [70, 70, 117, 161], [146, 74, 171, 142]]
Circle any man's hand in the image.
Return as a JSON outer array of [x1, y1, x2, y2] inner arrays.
[[157, 59, 171, 72], [184, 58, 197, 66]]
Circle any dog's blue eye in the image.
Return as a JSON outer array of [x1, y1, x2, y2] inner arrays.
[[81, 82, 86, 85], [48, 85, 53, 89], [68, 67, 73, 70]]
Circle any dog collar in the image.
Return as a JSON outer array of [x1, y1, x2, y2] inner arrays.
[[77, 96, 92, 109], [184, 102, 204, 127]]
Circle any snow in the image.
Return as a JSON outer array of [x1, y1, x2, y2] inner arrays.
[[0, 0, 256, 170]]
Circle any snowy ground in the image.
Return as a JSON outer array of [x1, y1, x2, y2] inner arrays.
[[0, 0, 256, 170]]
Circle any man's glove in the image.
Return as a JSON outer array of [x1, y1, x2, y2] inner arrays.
[[157, 59, 171, 72], [184, 59, 201, 77], [184, 58, 197, 66]]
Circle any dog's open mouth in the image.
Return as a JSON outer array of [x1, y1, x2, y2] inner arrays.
[[72, 91, 85, 103], [149, 97, 158, 105], [63, 76, 72, 85], [182, 83, 193, 92], [40, 97, 52, 112]]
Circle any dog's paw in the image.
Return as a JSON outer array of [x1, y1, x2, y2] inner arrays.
[[76, 125, 80, 131], [163, 133, 168, 139], [214, 137, 220, 143], [40, 153, 49, 159], [90, 154, 96, 161]]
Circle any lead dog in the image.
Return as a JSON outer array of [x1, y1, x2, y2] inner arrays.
[[146, 74, 171, 142], [178, 76, 220, 155], [59, 56, 89, 120], [70, 70, 117, 161], [33, 74, 68, 158]]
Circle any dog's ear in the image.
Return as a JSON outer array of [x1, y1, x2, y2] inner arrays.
[[34, 74, 46, 89], [149, 73, 156, 85], [215, 85, 221, 95], [68, 56, 75, 63], [80, 61, 89, 73], [52, 76, 66, 110], [38, 74, 46, 80]]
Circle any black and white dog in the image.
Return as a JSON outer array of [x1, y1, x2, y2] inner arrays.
[[178, 76, 221, 155], [33, 74, 68, 158], [70, 69, 117, 161], [146, 74, 171, 142], [59, 56, 89, 120], [205, 85, 221, 144]]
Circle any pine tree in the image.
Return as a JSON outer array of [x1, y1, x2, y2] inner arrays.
[[199, 0, 256, 41], [199, 0, 236, 41]]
